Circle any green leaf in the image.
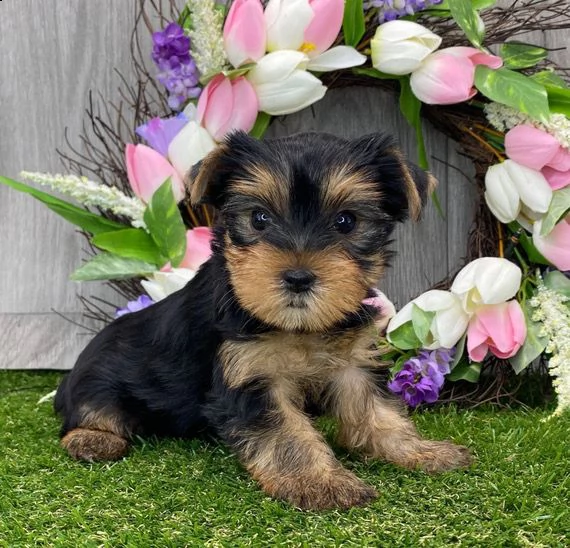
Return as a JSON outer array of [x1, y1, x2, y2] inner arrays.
[[447, 0, 485, 48], [544, 271, 570, 299], [143, 179, 187, 268], [353, 67, 400, 81], [200, 64, 256, 86], [250, 112, 272, 139], [544, 84, 570, 118], [342, 0, 365, 47], [518, 231, 550, 265], [541, 187, 570, 236], [411, 304, 435, 347], [387, 321, 422, 351], [510, 299, 547, 374], [447, 360, 482, 383], [91, 228, 165, 265], [499, 42, 548, 70], [472, 0, 496, 9], [451, 333, 467, 370], [398, 78, 429, 170], [474, 66, 550, 123], [70, 253, 157, 281], [531, 70, 568, 89], [0, 175, 126, 235]]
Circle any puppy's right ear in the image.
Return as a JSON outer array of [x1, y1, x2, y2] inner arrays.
[[186, 143, 230, 208]]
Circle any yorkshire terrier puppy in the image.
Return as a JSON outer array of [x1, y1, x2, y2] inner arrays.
[[55, 131, 471, 510]]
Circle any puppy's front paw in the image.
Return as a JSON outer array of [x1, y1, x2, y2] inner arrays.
[[263, 468, 377, 511], [412, 440, 473, 473]]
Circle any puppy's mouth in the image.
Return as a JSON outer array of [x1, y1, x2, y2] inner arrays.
[[285, 294, 311, 309]]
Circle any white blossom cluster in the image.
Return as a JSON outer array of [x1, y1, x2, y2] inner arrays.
[[187, 0, 227, 76], [20, 171, 146, 229], [529, 279, 570, 416], [484, 102, 570, 149]]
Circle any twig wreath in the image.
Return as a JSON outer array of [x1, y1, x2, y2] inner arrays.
[[2, 0, 569, 412]]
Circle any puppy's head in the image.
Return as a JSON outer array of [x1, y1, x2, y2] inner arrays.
[[188, 131, 436, 332]]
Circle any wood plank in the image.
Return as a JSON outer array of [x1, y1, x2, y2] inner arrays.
[[0, 313, 100, 370]]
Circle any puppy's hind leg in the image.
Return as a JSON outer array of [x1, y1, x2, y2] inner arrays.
[[61, 407, 131, 462]]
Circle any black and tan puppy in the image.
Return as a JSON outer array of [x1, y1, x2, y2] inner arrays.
[[55, 131, 471, 510]]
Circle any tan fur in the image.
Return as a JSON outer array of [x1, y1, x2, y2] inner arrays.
[[219, 324, 382, 390], [237, 380, 377, 510], [231, 164, 290, 216], [322, 166, 382, 209], [328, 367, 472, 473], [225, 240, 380, 332], [385, 147, 438, 221], [61, 429, 129, 462], [187, 143, 229, 205]]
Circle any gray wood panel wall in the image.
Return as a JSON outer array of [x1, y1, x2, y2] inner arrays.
[[0, 2, 565, 369]]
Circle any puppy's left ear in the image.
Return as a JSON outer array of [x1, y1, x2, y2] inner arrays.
[[185, 143, 230, 208], [350, 133, 437, 222]]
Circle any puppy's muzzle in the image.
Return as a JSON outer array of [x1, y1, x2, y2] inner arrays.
[[281, 269, 316, 294]]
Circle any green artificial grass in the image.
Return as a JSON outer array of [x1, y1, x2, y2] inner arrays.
[[0, 372, 568, 547]]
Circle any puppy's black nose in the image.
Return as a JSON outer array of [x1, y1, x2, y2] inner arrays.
[[282, 269, 316, 293]]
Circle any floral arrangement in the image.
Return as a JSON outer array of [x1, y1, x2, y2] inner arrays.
[[2, 0, 569, 414]]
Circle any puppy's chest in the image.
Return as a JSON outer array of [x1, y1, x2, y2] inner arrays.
[[219, 327, 380, 390]]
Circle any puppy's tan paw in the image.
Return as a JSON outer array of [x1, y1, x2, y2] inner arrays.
[[411, 440, 473, 473], [261, 468, 378, 511], [61, 428, 129, 462]]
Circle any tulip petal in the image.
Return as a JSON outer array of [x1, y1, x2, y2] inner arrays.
[[265, 0, 314, 52], [303, 0, 344, 55], [125, 144, 184, 203], [444, 47, 503, 69], [410, 53, 476, 105], [484, 162, 521, 223], [253, 70, 326, 115], [307, 46, 366, 72], [229, 77, 259, 134], [466, 319, 489, 362], [504, 160, 552, 214], [168, 121, 217, 176], [542, 165, 570, 190], [223, 0, 266, 68], [247, 50, 308, 85], [505, 125, 560, 171], [198, 75, 234, 141], [533, 216, 570, 271], [451, 257, 522, 313], [180, 227, 214, 271]]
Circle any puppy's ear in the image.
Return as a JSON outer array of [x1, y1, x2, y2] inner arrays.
[[185, 144, 229, 207], [186, 131, 266, 208], [349, 133, 437, 222]]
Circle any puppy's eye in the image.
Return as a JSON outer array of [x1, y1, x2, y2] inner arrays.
[[251, 210, 272, 231], [333, 211, 356, 234]]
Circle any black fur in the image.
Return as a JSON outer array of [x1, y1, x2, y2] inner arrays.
[[55, 131, 431, 460]]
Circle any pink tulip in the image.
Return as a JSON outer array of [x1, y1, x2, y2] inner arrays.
[[410, 47, 502, 105], [125, 144, 184, 203], [223, 0, 266, 68], [179, 227, 214, 271], [504, 125, 559, 170], [303, 0, 345, 57], [467, 300, 527, 362], [504, 125, 570, 190], [197, 75, 259, 142], [533, 216, 570, 271]]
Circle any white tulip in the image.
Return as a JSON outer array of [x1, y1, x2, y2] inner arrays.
[[387, 290, 470, 350], [484, 160, 552, 224], [265, 0, 314, 52], [451, 257, 522, 314], [247, 50, 326, 115], [168, 121, 217, 178], [371, 20, 442, 76], [306, 46, 367, 72], [141, 268, 196, 302]]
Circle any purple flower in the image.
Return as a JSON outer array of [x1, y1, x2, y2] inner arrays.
[[151, 22, 201, 110], [388, 348, 455, 407], [136, 113, 189, 157], [152, 23, 191, 70], [365, 0, 443, 23], [115, 295, 154, 318]]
